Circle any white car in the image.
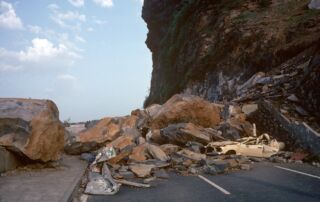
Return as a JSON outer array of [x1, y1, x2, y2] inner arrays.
[[206, 134, 284, 158]]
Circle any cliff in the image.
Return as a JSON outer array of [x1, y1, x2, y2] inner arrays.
[[142, 0, 320, 115]]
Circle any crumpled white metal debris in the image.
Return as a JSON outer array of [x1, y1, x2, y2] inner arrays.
[[85, 147, 120, 195], [205, 133, 285, 158]]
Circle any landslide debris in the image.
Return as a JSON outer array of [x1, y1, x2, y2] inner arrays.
[[66, 94, 317, 196]]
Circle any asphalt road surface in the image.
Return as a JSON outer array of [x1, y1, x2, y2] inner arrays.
[[88, 162, 320, 202]]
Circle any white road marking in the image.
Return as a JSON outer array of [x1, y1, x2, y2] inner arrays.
[[198, 175, 231, 195], [275, 166, 320, 180]]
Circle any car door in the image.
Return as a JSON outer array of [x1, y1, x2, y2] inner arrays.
[[239, 143, 264, 157]]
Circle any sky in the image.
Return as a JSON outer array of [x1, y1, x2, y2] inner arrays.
[[0, 0, 152, 122]]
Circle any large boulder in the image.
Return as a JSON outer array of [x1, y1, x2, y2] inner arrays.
[[150, 94, 221, 129], [79, 115, 139, 144], [159, 123, 224, 146], [79, 118, 122, 144], [0, 98, 65, 162], [65, 115, 140, 155]]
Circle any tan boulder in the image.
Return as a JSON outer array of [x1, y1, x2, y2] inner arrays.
[[147, 144, 170, 161], [160, 144, 181, 155], [129, 143, 149, 162], [146, 129, 166, 144], [227, 118, 253, 137], [79, 115, 139, 145], [65, 116, 140, 155], [107, 135, 135, 151], [129, 164, 154, 178], [0, 98, 65, 162], [145, 104, 162, 118], [150, 94, 221, 129], [121, 115, 139, 129], [107, 128, 141, 151], [160, 123, 219, 146], [79, 117, 122, 144]]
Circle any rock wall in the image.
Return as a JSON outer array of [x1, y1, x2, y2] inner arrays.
[[251, 100, 320, 156], [298, 45, 320, 119], [142, 0, 320, 107]]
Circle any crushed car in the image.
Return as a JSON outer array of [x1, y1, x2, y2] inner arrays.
[[205, 133, 285, 158]]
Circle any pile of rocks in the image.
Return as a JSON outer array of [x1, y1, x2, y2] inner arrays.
[[65, 94, 269, 195], [233, 49, 320, 133]]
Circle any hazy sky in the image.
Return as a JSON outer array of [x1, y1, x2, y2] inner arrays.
[[0, 0, 152, 122]]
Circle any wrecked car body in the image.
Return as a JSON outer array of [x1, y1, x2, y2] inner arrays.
[[205, 134, 285, 158]]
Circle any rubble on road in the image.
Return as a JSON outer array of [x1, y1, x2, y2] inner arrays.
[[75, 94, 311, 196]]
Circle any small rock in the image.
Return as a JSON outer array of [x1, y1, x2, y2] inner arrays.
[[241, 104, 258, 116], [210, 160, 229, 172], [182, 159, 193, 167], [118, 166, 129, 172], [118, 171, 135, 179], [153, 169, 169, 179], [186, 141, 204, 153], [249, 157, 262, 162], [137, 137, 146, 145], [177, 149, 206, 161], [129, 143, 148, 162], [240, 164, 251, 170], [129, 164, 154, 178], [309, 0, 320, 9], [287, 94, 299, 102], [226, 159, 239, 168], [148, 144, 170, 161], [188, 167, 198, 174], [262, 85, 269, 93], [143, 177, 157, 184], [256, 76, 272, 85], [291, 152, 308, 161], [80, 153, 95, 164], [295, 106, 309, 116], [160, 144, 181, 155], [203, 165, 219, 175]]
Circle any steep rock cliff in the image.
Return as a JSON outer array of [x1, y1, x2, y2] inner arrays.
[[142, 0, 320, 112]]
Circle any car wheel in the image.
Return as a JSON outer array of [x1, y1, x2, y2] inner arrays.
[[225, 150, 236, 155]]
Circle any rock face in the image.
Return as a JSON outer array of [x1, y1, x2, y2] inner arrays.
[[150, 94, 220, 129], [0, 98, 65, 162], [142, 0, 320, 107], [298, 45, 320, 119]]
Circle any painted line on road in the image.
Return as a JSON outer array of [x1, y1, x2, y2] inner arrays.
[[198, 175, 231, 195], [274, 166, 320, 180]]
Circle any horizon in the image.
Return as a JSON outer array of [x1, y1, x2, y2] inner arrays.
[[0, 0, 151, 122]]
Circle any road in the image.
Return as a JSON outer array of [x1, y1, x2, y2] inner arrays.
[[88, 162, 320, 202]]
